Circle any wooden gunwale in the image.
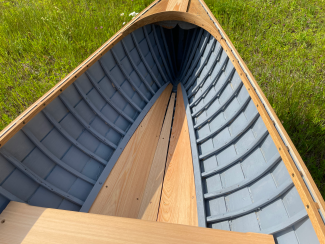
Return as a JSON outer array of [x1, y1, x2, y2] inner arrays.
[[0, 0, 323, 241]]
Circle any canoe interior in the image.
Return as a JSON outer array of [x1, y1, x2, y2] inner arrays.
[[0, 22, 321, 244]]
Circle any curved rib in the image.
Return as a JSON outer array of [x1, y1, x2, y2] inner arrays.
[[192, 74, 240, 120], [196, 96, 251, 143], [179, 28, 191, 77], [22, 128, 96, 185], [59, 95, 118, 150], [98, 59, 142, 112], [0, 186, 24, 202], [169, 29, 178, 74], [131, 32, 162, 88], [187, 51, 223, 100], [206, 179, 294, 223], [184, 38, 216, 90], [182, 32, 210, 86], [143, 26, 169, 83], [152, 25, 174, 82], [260, 209, 308, 234], [120, 39, 155, 95], [185, 40, 220, 91], [84, 71, 134, 124], [179, 28, 198, 78], [73, 83, 126, 136], [110, 49, 150, 103], [200, 130, 269, 172], [0, 148, 84, 206], [180, 28, 204, 81], [198, 113, 259, 159], [189, 56, 229, 106], [42, 110, 107, 166], [204, 155, 281, 199], [160, 26, 176, 79]]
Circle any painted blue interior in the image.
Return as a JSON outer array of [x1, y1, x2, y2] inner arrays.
[[0, 22, 320, 244]]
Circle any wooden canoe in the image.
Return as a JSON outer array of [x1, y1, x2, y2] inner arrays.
[[0, 0, 324, 243]]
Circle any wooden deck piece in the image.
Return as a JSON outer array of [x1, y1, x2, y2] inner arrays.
[[89, 84, 172, 218], [157, 84, 198, 226], [0, 202, 275, 244], [166, 0, 190, 12], [138, 93, 176, 221]]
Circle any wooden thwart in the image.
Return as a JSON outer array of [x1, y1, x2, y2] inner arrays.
[[157, 84, 198, 226], [138, 93, 176, 221], [0, 202, 275, 244], [89, 84, 172, 218]]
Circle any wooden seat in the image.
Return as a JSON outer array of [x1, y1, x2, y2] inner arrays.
[[0, 201, 275, 244]]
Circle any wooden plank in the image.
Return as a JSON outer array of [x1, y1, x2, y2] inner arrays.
[[157, 84, 198, 226], [166, 0, 190, 12], [0, 201, 275, 244], [138, 93, 176, 221], [89, 84, 172, 218]]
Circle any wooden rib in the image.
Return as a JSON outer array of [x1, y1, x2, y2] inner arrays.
[[166, 0, 190, 12], [152, 25, 174, 82], [0, 201, 275, 244], [42, 110, 108, 166], [0, 187, 24, 203], [138, 93, 176, 221], [110, 49, 150, 103], [21, 127, 96, 185], [0, 149, 84, 206], [143, 26, 169, 83], [120, 39, 155, 95], [160, 26, 176, 79], [131, 32, 162, 88], [157, 84, 198, 226], [89, 84, 172, 218]]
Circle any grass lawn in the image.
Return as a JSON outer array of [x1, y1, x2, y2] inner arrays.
[[0, 0, 324, 196]]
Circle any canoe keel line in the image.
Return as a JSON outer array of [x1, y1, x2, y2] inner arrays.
[[0, 0, 324, 243]]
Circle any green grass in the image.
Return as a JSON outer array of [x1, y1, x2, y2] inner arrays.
[[0, 0, 325, 196]]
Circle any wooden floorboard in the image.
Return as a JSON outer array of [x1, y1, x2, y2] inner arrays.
[[138, 93, 176, 221], [157, 83, 198, 226], [0, 202, 275, 244], [89, 84, 172, 218]]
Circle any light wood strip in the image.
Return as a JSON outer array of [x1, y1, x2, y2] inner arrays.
[[157, 83, 198, 226], [0, 201, 275, 244], [89, 84, 172, 218], [138, 93, 176, 221], [166, 0, 189, 12]]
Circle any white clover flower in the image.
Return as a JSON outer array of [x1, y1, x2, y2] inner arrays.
[[129, 12, 138, 17], [123, 22, 126, 25], [120, 13, 124, 16]]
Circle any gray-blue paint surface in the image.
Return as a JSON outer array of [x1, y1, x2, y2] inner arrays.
[[0, 22, 320, 244]]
